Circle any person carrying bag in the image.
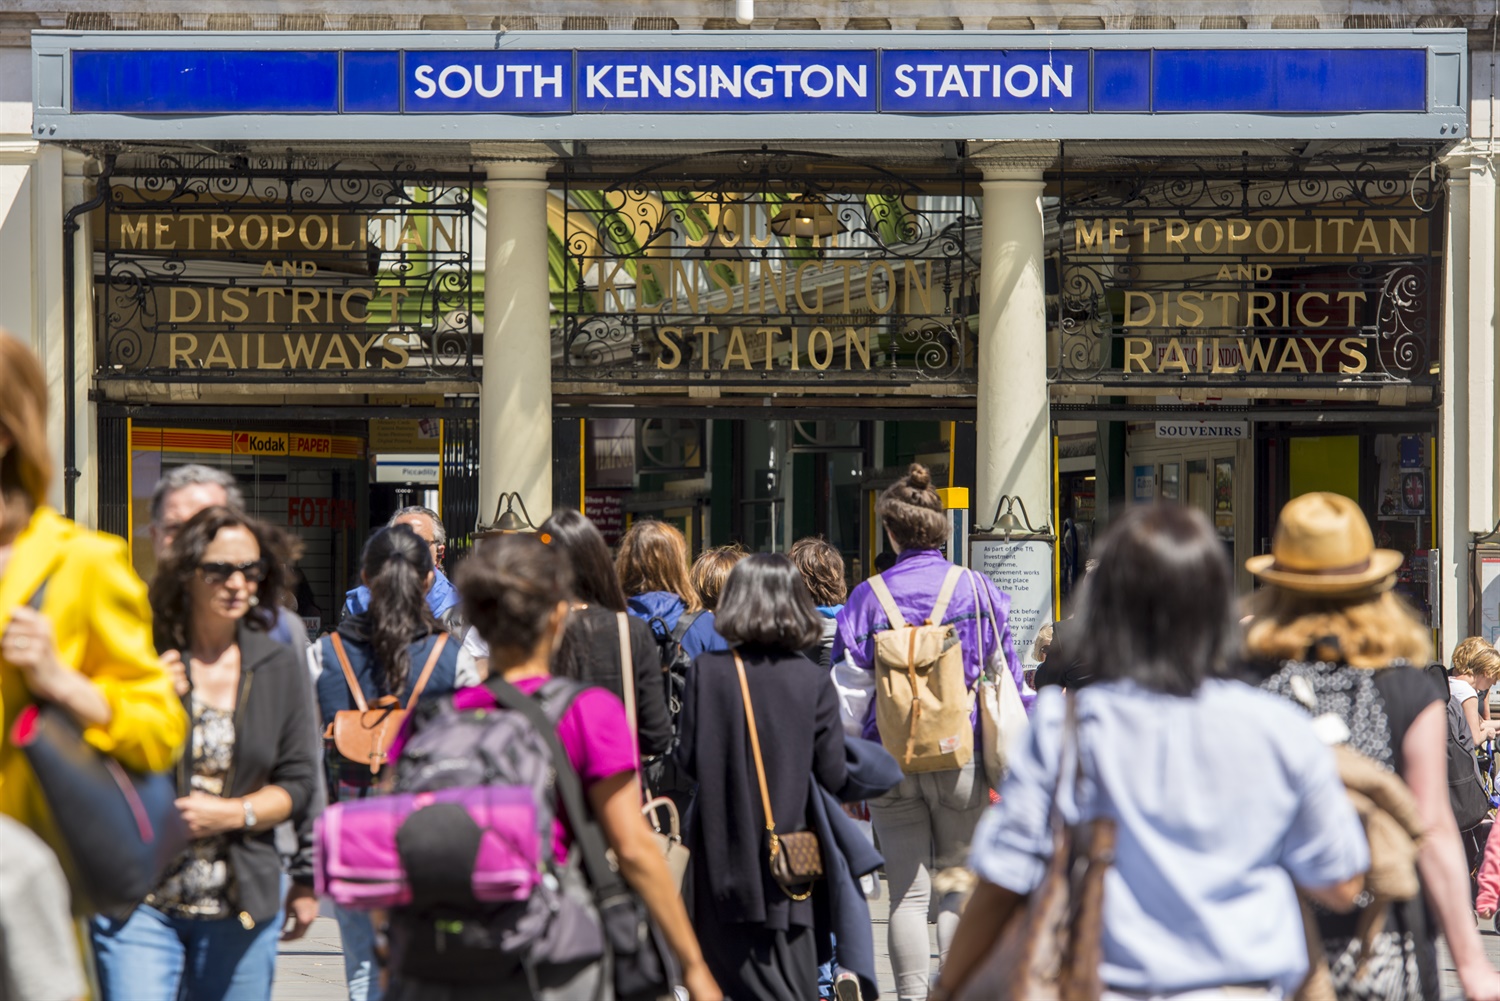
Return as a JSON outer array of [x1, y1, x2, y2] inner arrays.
[[938, 505, 1370, 1001], [616, 611, 689, 890], [675, 554, 848, 1001], [829, 464, 1025, 1000]]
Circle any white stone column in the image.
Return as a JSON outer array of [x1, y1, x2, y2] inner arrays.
[[62, 150, 96, 528], [480, 162, 553, 527], [1468, 157, 1496, 536], [975, 168, 1050, 531], [1440, 153, 1484, 662]]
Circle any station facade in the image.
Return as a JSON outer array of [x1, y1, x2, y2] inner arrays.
[[2, 8, 1495, 656]]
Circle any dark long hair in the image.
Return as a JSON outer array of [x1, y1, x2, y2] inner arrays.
[[715, 553, 824, 653], [149, 505, 285, 653], [1074, 504, 1235, 696], [457, 534, 574, 658], [539, 509, 626, 612], [362, 524, 440, 694]]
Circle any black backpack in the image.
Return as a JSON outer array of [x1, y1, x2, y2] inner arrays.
[[1426, 664, 1492, 831], [650, 610, 703, 710], [643, 611, 702, 802]]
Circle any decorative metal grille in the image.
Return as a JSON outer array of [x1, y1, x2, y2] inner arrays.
[[1053, 152, 1443, 389], [96, 155, 477, 383], [96, 415, 129, 540], [556, 150, 977, 388], [441, 414, 481, 560]]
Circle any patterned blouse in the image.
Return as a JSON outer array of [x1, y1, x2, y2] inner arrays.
[[148, 700, 236, 919]]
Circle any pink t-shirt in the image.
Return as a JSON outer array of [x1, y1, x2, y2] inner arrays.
[[397, 677, 637, 862]]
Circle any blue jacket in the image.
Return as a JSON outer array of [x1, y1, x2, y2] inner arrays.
[[342, 568, 459, 622], [811, 736, 903, 1001], [626, 591, 729, 661]]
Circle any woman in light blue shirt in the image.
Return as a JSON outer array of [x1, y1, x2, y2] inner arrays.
[[938, 505, 1369, 999]]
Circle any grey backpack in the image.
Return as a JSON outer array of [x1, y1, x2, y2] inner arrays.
[[387, 676, 602, 985]]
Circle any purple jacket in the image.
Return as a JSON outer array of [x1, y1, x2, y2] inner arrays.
[[831, 548, 1029, 744]]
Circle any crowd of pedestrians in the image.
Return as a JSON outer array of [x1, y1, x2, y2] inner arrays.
[[8, 327, 1500, 1001]]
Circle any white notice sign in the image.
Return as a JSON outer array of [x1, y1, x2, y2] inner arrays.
[[969, 536, 1055, 671]]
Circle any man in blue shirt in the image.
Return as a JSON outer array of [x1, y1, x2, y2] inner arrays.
[[343, 506, 460, 624]]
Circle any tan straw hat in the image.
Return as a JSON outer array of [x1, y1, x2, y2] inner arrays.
[[1246, 492, 1404, 595]]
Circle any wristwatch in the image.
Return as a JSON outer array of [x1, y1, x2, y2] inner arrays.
[[241, 799, 257, 830]]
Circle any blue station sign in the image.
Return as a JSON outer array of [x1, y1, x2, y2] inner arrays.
[[32, 30, 1468, 142], [68, 45, 1430, 116]]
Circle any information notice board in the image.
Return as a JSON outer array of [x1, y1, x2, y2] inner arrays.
[[968, 535, 1056, 671], [1473, 545, 1500, 644]]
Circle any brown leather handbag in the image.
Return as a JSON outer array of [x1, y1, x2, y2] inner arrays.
[[955, 693, 1113, 1001], [324, 632, 447, 776], [733, 650, 824, 901]]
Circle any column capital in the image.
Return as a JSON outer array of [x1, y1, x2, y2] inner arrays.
[[979, 169, 1046, 189], [484, 160, 552, 184]]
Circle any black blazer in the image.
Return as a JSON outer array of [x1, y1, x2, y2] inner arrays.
[[677, 646, 847, 931], [175, 623, 321, 926]]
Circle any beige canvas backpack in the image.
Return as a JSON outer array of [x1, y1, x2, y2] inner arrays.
[[868, 564, 973, 773]]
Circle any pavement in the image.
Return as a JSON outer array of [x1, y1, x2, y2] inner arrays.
[[275, 887, 1500, 1000]]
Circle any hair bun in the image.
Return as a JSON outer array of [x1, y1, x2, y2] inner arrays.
[[907, 463, 932, 491]]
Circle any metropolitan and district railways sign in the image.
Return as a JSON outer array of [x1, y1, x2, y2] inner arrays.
[[95, 159, 477, 381], [1051, 157, 1441, 389]]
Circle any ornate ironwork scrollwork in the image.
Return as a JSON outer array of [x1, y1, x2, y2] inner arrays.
[[97, 155, 476, 383], [1053, 152, 1442, 390], [555, 150, 977, 388]]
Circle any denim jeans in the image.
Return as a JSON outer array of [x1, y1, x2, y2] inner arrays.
[[869, 760, 988, 1001], [334, 903, 384, 1001], [90, 899, 284, 1001]]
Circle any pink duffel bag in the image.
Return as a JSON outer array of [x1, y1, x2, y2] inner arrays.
[[314, 785, 540, 910]]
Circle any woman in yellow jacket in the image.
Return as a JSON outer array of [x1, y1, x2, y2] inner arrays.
[[0, 334, 187, 850]]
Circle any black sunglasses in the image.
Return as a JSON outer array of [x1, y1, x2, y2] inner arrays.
[[197, 560, 268, 585]]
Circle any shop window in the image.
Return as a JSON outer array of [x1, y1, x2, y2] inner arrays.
[[1289, 437, 1359, 502]]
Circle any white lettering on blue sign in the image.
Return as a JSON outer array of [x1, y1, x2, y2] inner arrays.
[[405, 52, 572, 113], [575, 50, 876, 113], [411, 63, 565, 100], [581, 61, 867, 102], [890, 62, 1071, 99], [882, 50, 1090, 113]]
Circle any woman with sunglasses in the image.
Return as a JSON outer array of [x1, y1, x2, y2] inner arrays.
[[91, 505, 319, 1001]]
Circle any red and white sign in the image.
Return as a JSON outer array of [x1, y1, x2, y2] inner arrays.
[[287, 496, 357, 530]]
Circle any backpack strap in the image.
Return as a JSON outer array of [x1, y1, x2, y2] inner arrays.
[[482, 676, 629, 905], [927, 565, 967, 626], [328, 633, 370, 713], [617, 613, 639, 759], [867, 574, 907, 631], [670, 610, 702, 644], [405, 633, 447, 713]]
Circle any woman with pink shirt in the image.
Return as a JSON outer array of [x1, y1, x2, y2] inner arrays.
[[382, 533, 719, 1001]]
